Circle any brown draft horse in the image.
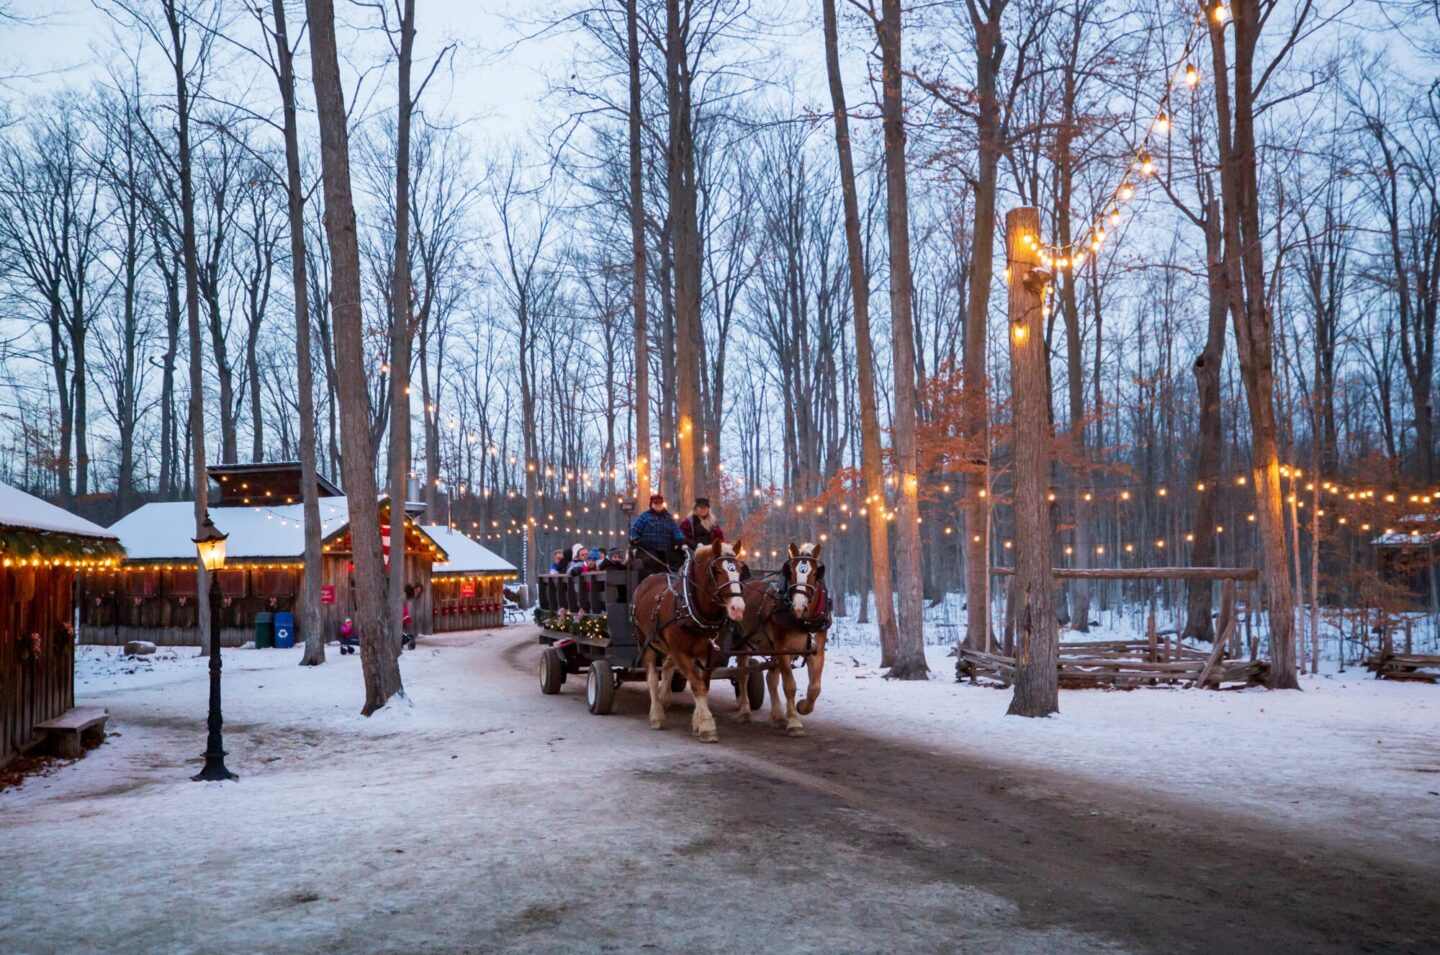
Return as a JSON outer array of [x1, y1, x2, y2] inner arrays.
[[736, 542, 829, 736], [631, 541, 745, 743]]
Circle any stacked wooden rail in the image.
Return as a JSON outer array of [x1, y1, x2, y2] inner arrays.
[[962, 568, 1269, 689], [1365, 653, 1440, 683]]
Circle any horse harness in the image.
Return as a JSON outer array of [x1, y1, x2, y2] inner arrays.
[[636, 551, 744, 659]]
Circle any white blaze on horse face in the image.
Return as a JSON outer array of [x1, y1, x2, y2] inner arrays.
[[792, 559, 812, 616], [721, 557, 744, 621]]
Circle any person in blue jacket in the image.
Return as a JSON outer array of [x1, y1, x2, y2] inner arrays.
[[629, 493, 684, 575]]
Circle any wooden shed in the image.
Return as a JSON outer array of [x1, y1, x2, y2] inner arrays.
[[82, 487, 445, 647], [1, 481, 124, 769], [424, 525, 518, 631]]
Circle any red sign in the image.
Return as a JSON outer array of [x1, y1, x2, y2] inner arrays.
[[460, 582, 475, 598], [321, 585, 336, 606]]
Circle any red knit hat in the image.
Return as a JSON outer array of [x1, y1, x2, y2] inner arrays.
[[650, 493, 666, 506]]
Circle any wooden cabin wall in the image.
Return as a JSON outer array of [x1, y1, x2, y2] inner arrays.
[[319, 553, 434, 642], [1, 566, 77, 768], [81, 554, 436, 648], [80, 565, 300, 648], [432, 575, 506, 631]]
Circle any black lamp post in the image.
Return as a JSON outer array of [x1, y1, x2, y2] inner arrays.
[[192, 513, 237, 782]]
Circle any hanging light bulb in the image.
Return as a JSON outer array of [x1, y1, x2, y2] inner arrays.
[[1096, 224, 1107, 242], [1120, 181, 1135, 201], [1185, 63, 1199, 88], [1139, 151, 1155, 176], [1109, 207, 1121, 225], [1212, 1, 1227, 24], [1073, 251, 1086, 268], [1154, 111, 1170, 134]]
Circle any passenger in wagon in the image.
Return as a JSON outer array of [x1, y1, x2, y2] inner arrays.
[[680, 496, 725, 550]]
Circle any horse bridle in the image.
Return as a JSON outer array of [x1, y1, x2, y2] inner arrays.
[[782, 556, 826, 620], [672, 551, 743, 632]]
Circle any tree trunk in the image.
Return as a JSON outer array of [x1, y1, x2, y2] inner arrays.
[[1208, 2, 1297, 689], [1185, 199, 1227, 642], [273, 0, 326, 667], [627, 0, 651, 501], [876, 0, 927, 679], [963, 1, 1006, 655], [1004, 208, 1059, 717], [160, 0, 213, 655], [823, 0, 899, 665], [666, 0, 703, 508], [307, 0, 404, 713], [388, 0, 418, 657]]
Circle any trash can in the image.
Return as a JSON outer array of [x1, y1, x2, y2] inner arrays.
[[273, 611, 296, 649], [254, 612, 275, 649]]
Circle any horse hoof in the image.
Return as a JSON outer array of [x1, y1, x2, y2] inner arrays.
[[698, 731, 719, 743], [796, 701, 815, 716], [785, 724, 806, 738], [735, 711, 752, 724], [770, 716, 787, 730], [650, 719, 666, 730]]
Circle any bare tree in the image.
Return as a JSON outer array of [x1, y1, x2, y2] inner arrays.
[[868, 0, 927, 678], [823, 0, 899, 664], [306, 0, 403, 712]]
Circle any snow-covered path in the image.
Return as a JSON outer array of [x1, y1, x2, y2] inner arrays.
[[1, 628, 1437, 954]]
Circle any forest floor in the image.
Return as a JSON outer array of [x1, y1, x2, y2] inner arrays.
[[1, 625, 1437, 954]]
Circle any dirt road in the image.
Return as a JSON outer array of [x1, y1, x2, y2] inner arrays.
[[498, 633, 1439, 955], [2, 628, 1435, 954]]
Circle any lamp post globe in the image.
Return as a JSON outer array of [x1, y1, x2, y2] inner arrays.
[[192, 513, 237, 782]]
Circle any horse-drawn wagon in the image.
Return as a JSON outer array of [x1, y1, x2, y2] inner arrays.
[[532, 542, 831, 742], [533, 561, 767, 715]]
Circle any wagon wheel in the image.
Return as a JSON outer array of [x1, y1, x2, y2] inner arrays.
[[587, 660, 616, 715], [745, 667, 766, 711], [540, 648, 566, 695]]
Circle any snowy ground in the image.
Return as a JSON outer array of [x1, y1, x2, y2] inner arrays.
[[2, 625, 1438, 953]]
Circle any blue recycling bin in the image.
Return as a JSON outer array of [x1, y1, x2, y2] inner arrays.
[[273, 611, 296, 649]]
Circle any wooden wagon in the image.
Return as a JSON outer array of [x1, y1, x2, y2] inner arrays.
[[533, 565, 772, 715]]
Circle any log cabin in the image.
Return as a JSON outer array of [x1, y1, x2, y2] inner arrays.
[[1, 481, 124, 768], [79, 464, 446, 647], [423, 524, 518, 631]]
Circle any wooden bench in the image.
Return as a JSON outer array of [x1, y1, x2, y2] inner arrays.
[[34, 707, 109, 758]]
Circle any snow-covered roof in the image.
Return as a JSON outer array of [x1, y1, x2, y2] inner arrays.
[[110, 499, 353, 561], [1372, 529, 1440, 547], [0, 481, 117, 540], [423, 525, 517, 576]]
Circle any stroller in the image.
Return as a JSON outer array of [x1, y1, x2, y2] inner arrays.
[[338, 618, 359, 655]]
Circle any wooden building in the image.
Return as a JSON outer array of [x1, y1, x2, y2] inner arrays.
[[423, 525, 517, 631], [81, 464, 446, 647], [1, 481, 124, 768], [1372, 518, 1440, 612]]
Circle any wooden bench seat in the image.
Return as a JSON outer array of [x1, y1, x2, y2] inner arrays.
[[34, 707, 109, 758]]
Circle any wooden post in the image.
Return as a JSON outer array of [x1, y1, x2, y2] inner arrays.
[[1004, 208, 1059, 718]]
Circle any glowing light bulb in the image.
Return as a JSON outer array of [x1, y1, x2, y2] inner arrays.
[[1185, 63, 1199, 88], [1212, 2, 1227, 24], [1109, 207, 1121, 225], [1120, 181, 1135, 201], [1139, 152, 1154, 176], [1154, 112, 1170, 134]]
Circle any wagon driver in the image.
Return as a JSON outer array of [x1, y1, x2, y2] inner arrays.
[[629, 493, 684, 576]]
